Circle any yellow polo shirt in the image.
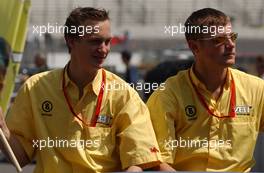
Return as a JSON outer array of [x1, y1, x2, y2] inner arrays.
[[147, 67, 264, 172], [6, 66, 162, 173]]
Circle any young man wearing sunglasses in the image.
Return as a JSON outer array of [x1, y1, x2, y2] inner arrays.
[[0, 7, 165, 172], [147, 8, 264, 171]]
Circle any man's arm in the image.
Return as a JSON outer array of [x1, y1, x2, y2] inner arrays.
[[115, 90, 164, 171], [153, 162, 176, 171], [125, 165, 143, 172], [125, 162, 176, 172], [146, 82, 179, 170], [0, 108, 31, 167]]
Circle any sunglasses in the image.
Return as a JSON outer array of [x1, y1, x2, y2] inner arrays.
[[197, 32, 238, 45]]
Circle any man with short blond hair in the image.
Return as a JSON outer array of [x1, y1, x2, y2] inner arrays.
[[0, 7, 165, 172], [148, 8, 264, 172]]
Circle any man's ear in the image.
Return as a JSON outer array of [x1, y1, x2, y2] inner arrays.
[[65, 37, 76, 51], [187, 40, 199, 56]]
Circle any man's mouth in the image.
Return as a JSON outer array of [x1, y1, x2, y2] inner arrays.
[[93, 55, 106, 65], [223, 52, 235, 56], [93, 55, 105, 60]]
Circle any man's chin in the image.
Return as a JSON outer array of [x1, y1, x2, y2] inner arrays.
[[224, 56, 235, 65], [218, 60, 235, 68], [224, 61, 235, 67], [92, 63, 104, 70]]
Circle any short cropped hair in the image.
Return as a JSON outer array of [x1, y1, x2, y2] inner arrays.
[[184, 8, 230, 40], [64, 7, 109, 53]]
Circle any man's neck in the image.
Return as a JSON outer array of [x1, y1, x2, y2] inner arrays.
[[193, 62, 228, 99], [67, 61, 98, 98]]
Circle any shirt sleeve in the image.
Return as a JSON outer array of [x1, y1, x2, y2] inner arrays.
[[260, 81, 264, 132], [261, 101, 264, 132], [115, 91, 162, 170], [146, 85, 177, 164], [6, 82, 36, 160], [261, 119, 264, 132]]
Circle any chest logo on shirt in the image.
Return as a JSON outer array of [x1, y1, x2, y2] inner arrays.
[[235, 105, 252, 116], [185, 105, 197, 120], [42, 100, 53, 113]]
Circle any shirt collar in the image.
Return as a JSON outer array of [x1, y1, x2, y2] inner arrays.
[[61, 63, 103, 96], [189, 65, 232, 91]]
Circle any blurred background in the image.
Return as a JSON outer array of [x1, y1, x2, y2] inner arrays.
[[1, 0, 264, 172]]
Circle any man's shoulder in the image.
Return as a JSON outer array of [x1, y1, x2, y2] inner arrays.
[[104, 69, 133, 87], [103, 68, 137, 95], [104, 69, 126, 83], [230, 68, 264, 86], [157, 69, 189, 95], [24, 68, 62, 89], [103, 69, 143, 108], [166, 69, 189, 85]]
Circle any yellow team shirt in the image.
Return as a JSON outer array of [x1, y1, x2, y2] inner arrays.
[[147, 67, 264, 172], [6, 66, 162, 173]]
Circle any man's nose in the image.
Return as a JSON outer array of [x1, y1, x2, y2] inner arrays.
[[225, 37, 235, 48], [98, 41, 110, 53]]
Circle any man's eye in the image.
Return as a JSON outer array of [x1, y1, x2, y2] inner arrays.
[[84, 38, 112, 45], [89, 39, 102, 44], [105, 39, 111, 45], [213, 37, 225, 44]]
